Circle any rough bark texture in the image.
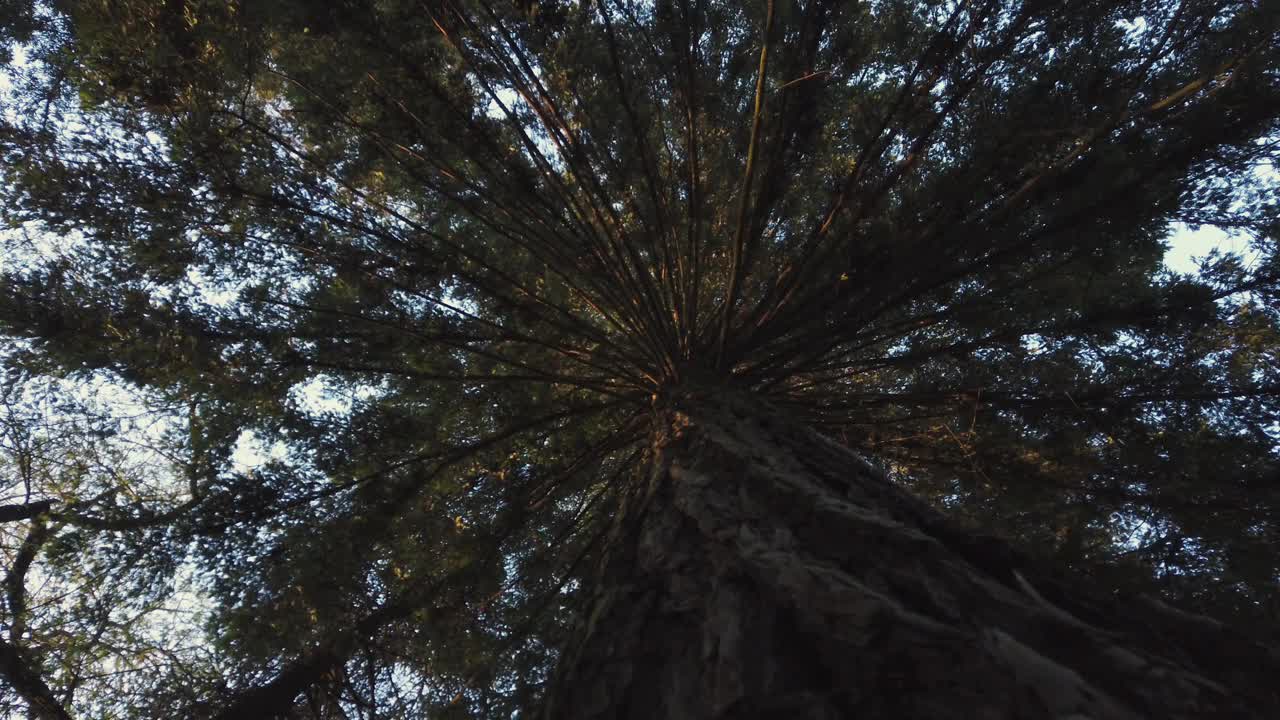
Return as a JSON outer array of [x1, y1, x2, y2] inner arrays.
[[542, 387, 1279, 719], [0, 637, 72, 720]]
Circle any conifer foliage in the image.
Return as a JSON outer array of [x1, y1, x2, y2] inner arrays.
[[0, 0, 1278, 716]]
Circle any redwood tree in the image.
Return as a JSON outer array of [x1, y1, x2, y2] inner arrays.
[[0, 0, 1278, 717]]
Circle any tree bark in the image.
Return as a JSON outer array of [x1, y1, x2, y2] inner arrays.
[[0, 637, 72, 720], [542, 387, 1278, 719], [0, 500, 55, 524]]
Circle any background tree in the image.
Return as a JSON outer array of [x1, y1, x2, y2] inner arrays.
[[0, 0, 1278, 717]]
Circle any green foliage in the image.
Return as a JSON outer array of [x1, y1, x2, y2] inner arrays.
[[0, 0, 1278, 716]]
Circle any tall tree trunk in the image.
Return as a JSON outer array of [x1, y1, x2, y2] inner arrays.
[[542, 387, 1278, 719]]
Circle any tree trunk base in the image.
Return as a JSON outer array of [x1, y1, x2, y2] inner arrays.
[[542, 389, 1277, 719]]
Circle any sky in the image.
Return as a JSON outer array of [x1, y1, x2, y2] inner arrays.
[[1164, 222, 1261, 275]]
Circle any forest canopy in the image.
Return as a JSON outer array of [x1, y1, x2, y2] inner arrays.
[[0, 0, 1278, 717]]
